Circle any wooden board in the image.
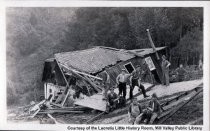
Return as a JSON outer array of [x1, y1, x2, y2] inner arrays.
[[74, 93, 107, 112]]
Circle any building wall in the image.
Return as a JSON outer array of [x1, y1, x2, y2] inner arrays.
[[97, 57, 144, 86], [97, 53, 164, 87]]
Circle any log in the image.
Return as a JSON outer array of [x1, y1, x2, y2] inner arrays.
[[85, 112, 106, 124], [146, 29, 160, 60], [47, 107, 86, 111], [157, 88, 203, 124], [47, 114, 59, 124], [161, 86, 202, 107]]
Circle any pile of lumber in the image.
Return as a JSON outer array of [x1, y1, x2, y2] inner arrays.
[[10, 98, 91, 124], [155, 84, 203, 124]]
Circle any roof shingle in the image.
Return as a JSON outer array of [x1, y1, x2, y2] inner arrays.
[[54, 46, 165, 74]]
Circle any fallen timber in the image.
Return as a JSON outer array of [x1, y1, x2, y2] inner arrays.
[[38, 110, 84, 114], [155, 84, 203, 124], [89, 82, 203, 124]]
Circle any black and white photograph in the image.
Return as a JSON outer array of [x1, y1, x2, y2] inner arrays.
[[4, 5, 207, 128]]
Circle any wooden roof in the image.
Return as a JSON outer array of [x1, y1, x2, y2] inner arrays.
[[54, 46, 166, 74]]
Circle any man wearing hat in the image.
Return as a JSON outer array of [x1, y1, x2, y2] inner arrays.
[[161, 55, 171, 86], [116, 69, 131, 99], [129, 65, 149, 100]]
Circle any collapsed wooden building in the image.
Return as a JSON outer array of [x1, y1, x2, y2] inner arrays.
[[41, 46, 166, 111]]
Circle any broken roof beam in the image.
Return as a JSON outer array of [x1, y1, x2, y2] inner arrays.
[[59, 63, 102, 93], [59, 63, 103, 81]]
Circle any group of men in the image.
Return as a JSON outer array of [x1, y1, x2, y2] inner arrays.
[[103, 55, 170, 124], [103, 64, 150, 112]]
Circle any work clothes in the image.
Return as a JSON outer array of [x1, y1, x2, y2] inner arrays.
[[134, 108, 153, 124], [175, 67, 187, 82], [148, 98, 162, 124], [128, 103, 142, 124], [130, 78, 148, 99], [116, 73, 130, 99], [107, 92, 118, 107], [118, 82, 127, 99], [116, 73, 130, 83], [129, 69, 148, 99], [161, 59, 171, 86]]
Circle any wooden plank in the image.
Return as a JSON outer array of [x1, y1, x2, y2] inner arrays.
[[54, 59, 71, 106], [46, 107, 86, 111], [83, 75, 102, 91], [38, 110, 84, 114], [161, 86, 203, 107], [186, 117, 203, 125], [86, 112, 106, 124], [55, 59, 70, 89], [47, 114, 59, 124], [74, 94, 107, 112], [50, 102, 63, 108], [158, 87, 203, 120], [61, 89, 71, 106], [158, 88, 203, 124]]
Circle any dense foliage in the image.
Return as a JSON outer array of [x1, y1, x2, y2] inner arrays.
[[6, 7, 203, 106]]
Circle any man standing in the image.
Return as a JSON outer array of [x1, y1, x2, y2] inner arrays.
[[116, 69, 131, 99], [161, 55, 171, 86], [129, 66, 149, 100], [101, 70, 111, 99]]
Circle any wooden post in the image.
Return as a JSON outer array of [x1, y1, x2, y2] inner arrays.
[[54, 58, 71, 106], [146, 29, 160, 60], [86, 112, 106, 124], [55, 59, 70, 87], [61, 89, 71, 106]]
